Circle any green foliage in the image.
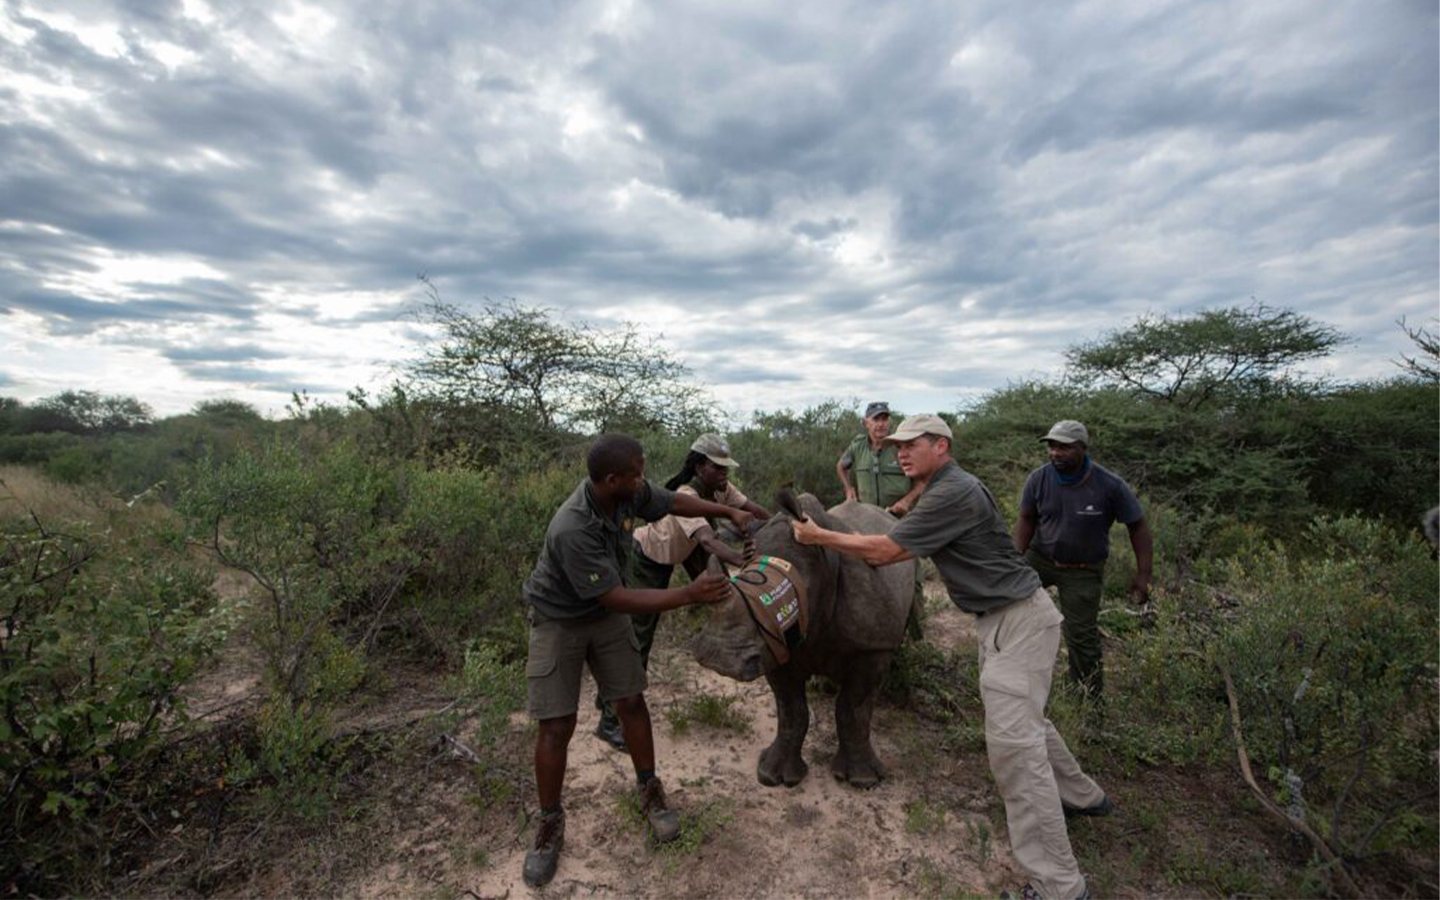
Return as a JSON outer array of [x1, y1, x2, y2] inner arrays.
[[178, 438, 403, 703], [403, 285, 717, 464], [7, 390, 155, 436], [903, 799, 948, 834], [450, 637, 525, 765], [727, 399, 864, 506], [1066, 304, 1345, 408], [0, 503, 227, 891], [664, 692, 751, 735]]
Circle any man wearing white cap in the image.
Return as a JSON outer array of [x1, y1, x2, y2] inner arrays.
[[1013, 420, 1152, 699], [792, 414, 1107, 900]]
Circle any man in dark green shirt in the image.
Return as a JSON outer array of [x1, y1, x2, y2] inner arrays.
[[837, 401, 924, 514], [519, 434, 755, 887]]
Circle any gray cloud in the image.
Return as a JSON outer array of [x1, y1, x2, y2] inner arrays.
[[0, 0, 1432, 414]]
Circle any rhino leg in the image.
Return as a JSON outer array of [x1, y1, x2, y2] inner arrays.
[[757, 666, 810, 787], [831, 651, 889, 789]]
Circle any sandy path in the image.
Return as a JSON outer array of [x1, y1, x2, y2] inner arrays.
[[459, 592, 1011, 899]]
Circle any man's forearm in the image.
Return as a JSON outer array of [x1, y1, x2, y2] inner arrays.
[[1012, 515, 1035, 553], [836, 460, 853, 493], [807, 526, 912, 567], [673, 492, 737, 521], [1130, 520, 1153, 579], [599, 585, 696, 614]]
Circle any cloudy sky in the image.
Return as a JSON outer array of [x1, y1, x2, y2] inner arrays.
[[1, 0, 1435, 420]]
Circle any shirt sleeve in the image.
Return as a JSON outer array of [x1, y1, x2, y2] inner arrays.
[[554, 529, 623, 600], [670, 485, 711, 539], [838, 435, 860, 470], [723, 482, 750, 509], [1111, 477, 1145, 524], [632, 479, 677, 523], [889, 482, 971, 558]]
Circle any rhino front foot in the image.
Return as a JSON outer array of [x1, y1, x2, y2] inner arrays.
[[831, 744, 886, 789], [757, 742, 809, 787]]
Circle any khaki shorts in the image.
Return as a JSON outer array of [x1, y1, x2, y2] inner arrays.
[[525, 608, 647, 720]]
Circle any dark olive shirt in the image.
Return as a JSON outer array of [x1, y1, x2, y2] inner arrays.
[[889, 460, 1041, 615], [522, 479, 676, 619]]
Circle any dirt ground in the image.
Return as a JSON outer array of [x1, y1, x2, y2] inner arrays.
[[330, 594, 1017, 900]]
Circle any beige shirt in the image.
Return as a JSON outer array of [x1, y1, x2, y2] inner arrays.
[[633, 482, 749, 566]]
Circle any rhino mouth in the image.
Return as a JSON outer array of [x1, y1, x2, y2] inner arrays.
[[689, 633, 765, 682]]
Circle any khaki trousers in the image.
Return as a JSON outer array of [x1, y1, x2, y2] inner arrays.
[[976, 588, 1105, 900]]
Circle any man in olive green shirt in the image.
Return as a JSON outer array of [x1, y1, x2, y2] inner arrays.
[[837, 401, 924, 515]]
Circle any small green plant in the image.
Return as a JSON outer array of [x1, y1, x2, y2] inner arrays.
[[665, 692, 750, 735], [904, 799, 948, 835]]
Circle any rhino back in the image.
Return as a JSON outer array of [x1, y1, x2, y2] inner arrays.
[[826, 500, 915, 651]]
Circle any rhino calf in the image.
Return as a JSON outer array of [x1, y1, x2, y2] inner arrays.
[[690, 491, 916, 788]]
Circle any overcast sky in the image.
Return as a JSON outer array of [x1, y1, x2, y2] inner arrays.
[[1, 0, 1435, 420]]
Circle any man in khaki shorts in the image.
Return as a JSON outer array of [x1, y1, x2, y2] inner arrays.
[[792, 414, 1109, 900], [520, 433, 754, 887]]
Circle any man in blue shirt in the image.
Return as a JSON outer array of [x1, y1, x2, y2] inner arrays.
[[1013, 421, 1152, 699]]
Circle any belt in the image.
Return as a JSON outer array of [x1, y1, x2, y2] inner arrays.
[[1034, 552, 1101, 570]]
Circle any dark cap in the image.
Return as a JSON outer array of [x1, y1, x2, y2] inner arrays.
[[863, 401, 890, 419]]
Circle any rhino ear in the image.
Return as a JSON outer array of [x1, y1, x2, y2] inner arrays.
[[776, 486, 805, 520]]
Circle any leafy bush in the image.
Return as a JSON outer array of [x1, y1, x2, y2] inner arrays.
[[0, 505, 227, 891]]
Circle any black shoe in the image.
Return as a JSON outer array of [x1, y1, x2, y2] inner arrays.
[[638, 777, 680, 842], [522, 809, 565, 887], [1062, 795, 1114, 818], [594, 715, 626, 751]]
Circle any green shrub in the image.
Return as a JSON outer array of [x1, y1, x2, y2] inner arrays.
[[0, 509, 227, 891]]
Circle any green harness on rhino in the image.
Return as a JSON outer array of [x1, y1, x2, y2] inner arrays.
[[727, 555, 809, 665]]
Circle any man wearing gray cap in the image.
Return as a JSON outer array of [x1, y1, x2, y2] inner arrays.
[[1013, 421, 1152, 700], [793, 414, 1107, 900], [837, 401, 924, 515]]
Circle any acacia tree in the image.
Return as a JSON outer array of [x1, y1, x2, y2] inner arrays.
[[1065, 305, 1346, 408], [1394, 316, 1440, 383], [406, 280, 716, 457]]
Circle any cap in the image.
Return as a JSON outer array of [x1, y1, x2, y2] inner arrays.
[[1039, 420, 1089, 445], [863, 401, 890, 419], [882, 413, 953, 443], [690, 433, 740, 468]]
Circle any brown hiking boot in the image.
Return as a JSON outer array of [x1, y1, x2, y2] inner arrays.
[[522, 809, 565, 886], [638, 777, 680, 842]]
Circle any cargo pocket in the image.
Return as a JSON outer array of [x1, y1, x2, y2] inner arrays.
[[979, 656, 1035, 745], [525, 656, 558, 678]]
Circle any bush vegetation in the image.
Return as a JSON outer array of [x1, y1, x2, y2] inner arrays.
[[0, 302, 1434, 896]]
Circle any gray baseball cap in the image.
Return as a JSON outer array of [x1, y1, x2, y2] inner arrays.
[[690, 433, 740, 468], [1040, 420, 1090, 445], [863, 401, 891, 419], [882, 413, 953, 443]]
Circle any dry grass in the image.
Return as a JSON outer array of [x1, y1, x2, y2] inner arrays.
[[0, 464, 175, 537]]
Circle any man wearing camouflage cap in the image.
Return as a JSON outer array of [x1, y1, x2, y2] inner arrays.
[[1013, 420, 1152, 700], [794, 414, 1108, 900]]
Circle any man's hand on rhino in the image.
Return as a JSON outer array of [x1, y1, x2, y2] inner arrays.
[[886, 498, 911, 516], [686, 572, 732, 605], [843, 487, 858, 502], [791, 517, 825, 545], [728, 508, 755, 535]]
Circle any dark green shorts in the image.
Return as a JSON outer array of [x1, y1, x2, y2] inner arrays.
[[525, 608, 646, 720]]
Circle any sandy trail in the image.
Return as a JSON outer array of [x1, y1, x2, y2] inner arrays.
[[453, 592, 1009, 899]]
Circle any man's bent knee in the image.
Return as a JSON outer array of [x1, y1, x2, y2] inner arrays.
[[611, 693, 647, 718], [536, 714, 577, 746]]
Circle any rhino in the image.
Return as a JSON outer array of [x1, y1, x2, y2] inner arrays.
[[690, 490, 917, 789]]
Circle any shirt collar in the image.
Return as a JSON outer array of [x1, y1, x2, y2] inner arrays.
[[581, 479, 622, 532]]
